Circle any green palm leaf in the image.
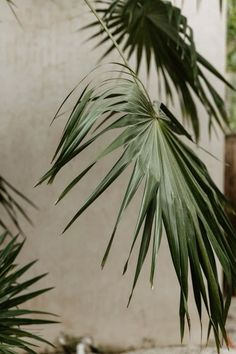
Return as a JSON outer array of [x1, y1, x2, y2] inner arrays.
[[83, 0, 234, 140], [0, 231, 57, 354], [0, 176, 37, 237], [38, 65, 236, 351]]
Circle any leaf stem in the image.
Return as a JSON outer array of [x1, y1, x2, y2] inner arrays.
[[84, 0, 130, 69], [83, 0, 152, 103]]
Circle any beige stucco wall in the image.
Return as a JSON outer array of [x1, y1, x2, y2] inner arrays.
[[0, 0, 227, 351]]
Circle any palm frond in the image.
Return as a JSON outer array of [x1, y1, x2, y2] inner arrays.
[[38, 65, 236, 351], [0, 231, 56, 354], [0, 176, 36, 238], [83, 0, 234, 140]]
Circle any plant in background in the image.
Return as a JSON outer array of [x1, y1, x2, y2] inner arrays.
[[0, 182, 56, 354], [226, 73, 236, 131], [0, 175, 56, 353], [0, 176, 36, 238], [38, 0, 236, 351], [0, 230, 56, 354], [227, 0, 236, 72], [226, 0, 236, 131], [0, 2, 56, 352]]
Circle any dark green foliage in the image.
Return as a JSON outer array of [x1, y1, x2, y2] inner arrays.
[[38, 65, 236, 351], [227, 0, 236, 72], [0, 231, 56, 354], [84, 0, 234, 140], [0, 176, 36, 238]]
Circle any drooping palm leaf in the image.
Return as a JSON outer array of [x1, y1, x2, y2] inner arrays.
[[38, 64, 236, 351], [0, 231, 56, 354], [83, 0, 234, 140], [0, 176, 36, 237]]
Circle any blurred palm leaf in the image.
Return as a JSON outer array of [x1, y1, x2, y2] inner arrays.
[[5, 0, 21, 26], [0, 176, 36, 237], [83, 0, 234, 140], [38, 65, 236, 351], [0, 230, 56, 354]]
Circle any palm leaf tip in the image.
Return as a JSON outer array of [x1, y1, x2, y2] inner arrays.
[[41, 64, 236, 349]]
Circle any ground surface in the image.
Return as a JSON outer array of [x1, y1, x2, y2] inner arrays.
[[43, 347, 236, 354], [126, 348, 236, 354]]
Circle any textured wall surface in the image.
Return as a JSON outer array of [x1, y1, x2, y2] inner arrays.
[[0, 0, 227, 351]]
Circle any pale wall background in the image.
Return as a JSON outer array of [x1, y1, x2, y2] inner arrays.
[[0, 0, 227, 351]]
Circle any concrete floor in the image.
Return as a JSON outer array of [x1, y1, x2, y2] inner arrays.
[[125, 348, 236, 354]]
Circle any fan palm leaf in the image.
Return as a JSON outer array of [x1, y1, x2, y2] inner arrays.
[[0, 231, 56, 354], [38, 64, 236, 351], [83, 0, 234, 140]]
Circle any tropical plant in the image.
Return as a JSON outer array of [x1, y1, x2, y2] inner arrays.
[[85, 0, 233, 140], [0, 2, 57, 352], [37, 0, 236, 352], [227, 0, 236, 73], [0, 174, 56, 353], [0, 1, 60, 353], [0, 176, 36, 238], [226, 0, 236, 131], [0, 230, 56, 354]]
